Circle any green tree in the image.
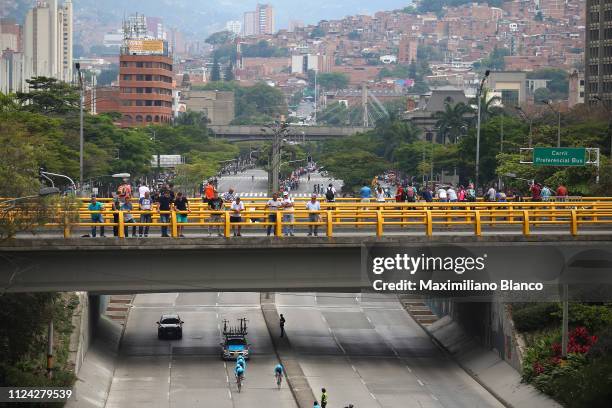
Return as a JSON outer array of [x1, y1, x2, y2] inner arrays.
[[210, 57, 221, 82], [434, 102, 473, 144], [205, 30, 234, 45], [316, 72, 349, 90], [15, 77, 79, 114], [224, 62, 235, 81]]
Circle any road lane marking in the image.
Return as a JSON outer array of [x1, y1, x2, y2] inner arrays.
[[351, 365, 357, 372], [228, 390, 232, 399], [431, 394, 439, 401], [370, 392, 377, 400], [417, 379, 424, 386]]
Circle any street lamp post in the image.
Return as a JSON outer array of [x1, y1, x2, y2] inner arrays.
[[75, 63, 85, 195], [543, 100, 561, 147], [262, 120, 289, 195], [475, 70, 490, 191]]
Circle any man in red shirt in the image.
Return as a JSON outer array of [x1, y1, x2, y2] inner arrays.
[[530, 182, 542, 202]]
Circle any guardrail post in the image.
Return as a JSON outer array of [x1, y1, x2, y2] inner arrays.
[[224, 211, 231, 238], [63, 211, 71, 238], [118, 211, 125, 238], [326, 210, 333, 237], [376, 210, 383, 237], [522, 210, 530, 236], [275, 212, 282, 237], [171, 210, 178, 238], [425, 210, 432, 236], [570, 209, 578, 236], [474, 210, 481, 236]]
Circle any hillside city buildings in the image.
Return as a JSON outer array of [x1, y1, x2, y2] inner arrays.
[[0, 0, 604, 129]]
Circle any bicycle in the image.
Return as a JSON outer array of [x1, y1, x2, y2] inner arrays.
[[275, 371, 282, 389], [236, 373, 244, 392]]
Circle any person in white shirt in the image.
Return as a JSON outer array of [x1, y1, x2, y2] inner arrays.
[[138, 182, 150, 199], [486, 186, 497, 202], [230, 197, 245, 236], [265, 193, 282, 236], [437, 186, 448, 202], [281, 191, 295, 236], [447, 185, 458, 202], [305, 194, 321, 236]]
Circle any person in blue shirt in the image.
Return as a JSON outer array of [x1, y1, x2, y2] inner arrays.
[[237, 356, 246, 370], [359, 183, 372, 202], [274, 363, 283, 375], [235, 364, 244, 378], [87, 196, 105, 237]]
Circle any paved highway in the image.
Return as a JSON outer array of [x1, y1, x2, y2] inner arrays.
[[102, 292, 502, 408], [105, 292, 296, 408], [276, 293, 503, 408], [216, 168, 342, 198]]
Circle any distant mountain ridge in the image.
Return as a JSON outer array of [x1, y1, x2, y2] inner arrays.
[[3, 0, 412, 35]]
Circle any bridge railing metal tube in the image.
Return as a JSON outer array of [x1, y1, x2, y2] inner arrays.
[[5, 205, 612, 238]]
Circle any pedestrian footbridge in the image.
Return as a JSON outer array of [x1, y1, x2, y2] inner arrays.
[[1, 235, 611, 293]]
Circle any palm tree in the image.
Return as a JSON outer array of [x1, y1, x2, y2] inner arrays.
[[434, 102, 473, 144], [376, 119, 420, 161], [471, 88, 502, 123]]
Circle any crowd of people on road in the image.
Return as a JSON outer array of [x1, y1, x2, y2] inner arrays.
[[357, 178, 572, 204]]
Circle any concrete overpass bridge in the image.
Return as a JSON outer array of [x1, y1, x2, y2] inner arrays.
[[2, 235, 610, 294], [209, 125, 369, 141]]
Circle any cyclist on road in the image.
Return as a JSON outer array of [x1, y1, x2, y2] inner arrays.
[[237, 356, 247, 370], [274, 363, 284, 387], [235, 364, 245, 379]]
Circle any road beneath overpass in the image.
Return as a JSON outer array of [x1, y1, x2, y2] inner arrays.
[[92, 292, 503, 408]]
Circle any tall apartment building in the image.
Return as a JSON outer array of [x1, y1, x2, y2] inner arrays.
[[0, 19, 21, 51], [243, 12, 257, 36], [256, 3, 275, 35], [243, 4, 275, 35], [585, 0, 612, 107], [23, 0, 73, 84], [0, 18, 24, 93], [226, 20, 242, 35], [117, 15, 174, 126]]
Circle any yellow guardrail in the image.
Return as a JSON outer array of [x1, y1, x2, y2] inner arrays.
[[57, 196, 612, 203], [7, 207, 612, 238]]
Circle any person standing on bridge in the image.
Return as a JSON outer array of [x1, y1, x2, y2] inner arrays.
[[223, 188, 237, 203], [174, 192, 190, 238], [306, 194, 321, 236], [157, 190, 173, 237], [208, 191, 224, 237], [265, 193, 282, 236], [138, 191, 153, 237], [230, 196, 245, 237], [88, 196, 105, 237], [203, 180, 215, 204], [279, 314, 286, 337], [360, 182, 372, 203], [281, 192, 295, 237]]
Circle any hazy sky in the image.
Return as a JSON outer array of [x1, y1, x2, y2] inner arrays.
[[71, 0, 413, 34]]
